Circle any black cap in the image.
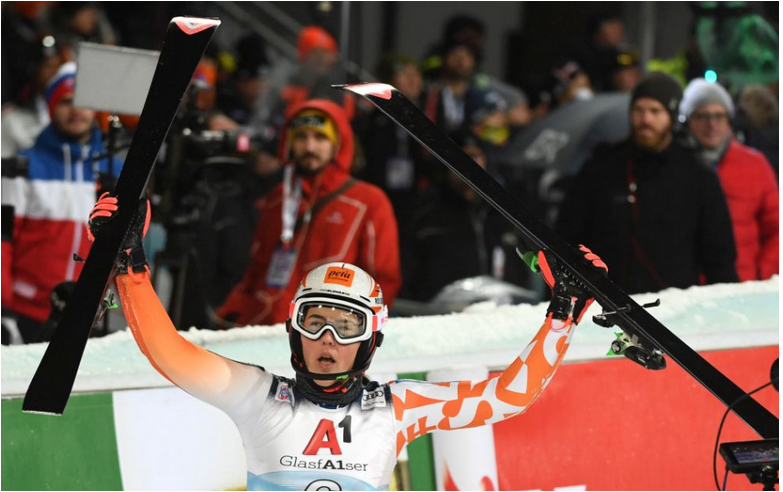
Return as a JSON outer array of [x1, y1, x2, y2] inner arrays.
[[609, 46, 640, 72], [631, 72, 683, 122], [441, 38, 479, 60], [376, 53, 417, 84], [235, 34, 270, 80]]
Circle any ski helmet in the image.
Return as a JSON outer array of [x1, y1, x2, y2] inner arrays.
[[287, 262, 387, 384]]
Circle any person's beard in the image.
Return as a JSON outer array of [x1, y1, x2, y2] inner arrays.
[[444, 67, 471, 84], [294, 153, 329, 176], [632, 122, 672, 151], [56, 113, 95, 144]]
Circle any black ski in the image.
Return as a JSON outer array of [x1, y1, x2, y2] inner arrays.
[[23, 17, 220, 415], [340, 83, 778, 439]]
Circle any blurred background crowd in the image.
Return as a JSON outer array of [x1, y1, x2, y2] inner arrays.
[[1, 1, 779, 343]]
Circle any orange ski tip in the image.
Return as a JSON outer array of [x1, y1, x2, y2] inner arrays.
[[343, 83, 394, 100], [172, 17, 221, 35]]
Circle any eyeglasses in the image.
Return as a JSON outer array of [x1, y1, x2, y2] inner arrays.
[[690, 112, 730, 124]]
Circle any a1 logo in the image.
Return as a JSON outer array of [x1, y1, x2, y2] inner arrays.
[[302, 416, 352, 455]]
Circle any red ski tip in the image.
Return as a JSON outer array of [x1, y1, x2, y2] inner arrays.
[[343, 83, 395, 100], [173, 17, 221, 35]]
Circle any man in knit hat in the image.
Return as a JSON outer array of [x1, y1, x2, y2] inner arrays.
[[264, 26, 353, 130], [1, 35, 64, 157], [556, 72, 738, 294], [217, 100, 401, 327], [680, 79, 778, 281], [1, 62, 122, 343]]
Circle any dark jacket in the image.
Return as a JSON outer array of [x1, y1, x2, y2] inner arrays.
[[402, 185, 528, 302], [352, 108, 433, 229], [555, 139, 738, 294]]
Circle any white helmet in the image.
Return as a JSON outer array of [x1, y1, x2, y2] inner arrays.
[[287, 263, 387, 384]]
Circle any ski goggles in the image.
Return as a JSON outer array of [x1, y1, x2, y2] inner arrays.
[[289, 297, 384, 344]]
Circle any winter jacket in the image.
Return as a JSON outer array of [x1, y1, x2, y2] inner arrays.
[[1, 124, 122, 322], [402, 185, 528, 302], [715, 139, 778, 281], [1, 97, 49, 157], [217, 100, 400, 327], [556, 139, 738, 294]]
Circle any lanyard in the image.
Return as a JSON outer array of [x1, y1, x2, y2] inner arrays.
[[441, 86, 465, 130], [281, 165, 303, 245], [625, 156, 668, 289], [281, 166, 323, 246]]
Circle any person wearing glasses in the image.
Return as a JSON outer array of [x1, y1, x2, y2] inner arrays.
[[680, 79, 778, 281], [557, 72, 739, 295], [88, 190, 607, 491]]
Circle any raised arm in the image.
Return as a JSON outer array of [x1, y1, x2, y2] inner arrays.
[[389, 247, 607, 455], [90, 194, 269, 413]]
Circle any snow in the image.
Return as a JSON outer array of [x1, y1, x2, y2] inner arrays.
[[1, 277, 778, 397]]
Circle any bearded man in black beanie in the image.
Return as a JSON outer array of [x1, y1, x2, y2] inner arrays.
[[555, 72, 738, 294]]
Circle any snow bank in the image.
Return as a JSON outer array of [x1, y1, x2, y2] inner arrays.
[[2, 277, 778, 397]]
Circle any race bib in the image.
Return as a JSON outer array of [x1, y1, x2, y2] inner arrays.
[[385, 156, 414, 191], [266, 246, 298, 288]]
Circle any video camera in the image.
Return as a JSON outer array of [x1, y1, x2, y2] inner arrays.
[[720, 439, 778, 490]]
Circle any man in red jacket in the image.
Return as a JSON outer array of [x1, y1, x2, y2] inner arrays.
[[680, 79, 778, 281], [217, 100, 401, 327]]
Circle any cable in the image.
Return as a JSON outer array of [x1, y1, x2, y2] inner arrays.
[[712, 378, 778, 491], [722, 469, 729, 491]]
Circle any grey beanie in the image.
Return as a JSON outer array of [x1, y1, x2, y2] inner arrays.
[[679, 78, 735, 121]]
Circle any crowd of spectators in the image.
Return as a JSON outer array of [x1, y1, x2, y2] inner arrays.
[[1, 2, 778, 342]]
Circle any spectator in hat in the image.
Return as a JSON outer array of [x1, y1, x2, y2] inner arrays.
[[217, 34, 271, 127], [1, 62, 123, 342], [45, 1, 117, 59], [556, 72, 738, 294], [472, 91, 510, 148], [275, 26, 354, 123], [420, 14, 487, 82], [1, 2, 52, 106], [216, 100, 400, 328], [2, 35, 64, 157], [736, 84, 779, 175], [423, 40, 505, 135], [256, 25, 357, 162], [680, 79, 778, 281], [353, 53, 427, 232], [548, 58, 594, 108], [422, 14, 531, 129], [571, 13, 627, 93], [608, 46, 642, 93]]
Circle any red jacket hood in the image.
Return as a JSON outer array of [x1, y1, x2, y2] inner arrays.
[[278, 99, 354, 174]]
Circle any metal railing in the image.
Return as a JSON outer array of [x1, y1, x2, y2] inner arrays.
[[213, 1, 376, 82]]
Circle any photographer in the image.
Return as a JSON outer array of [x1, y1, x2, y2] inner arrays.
[[154, 60, 283, 329], [1, 62, 122, 343]]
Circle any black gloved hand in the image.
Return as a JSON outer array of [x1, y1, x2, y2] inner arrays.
[[87, 192, 151, 275], [520, 245, 608, 324]]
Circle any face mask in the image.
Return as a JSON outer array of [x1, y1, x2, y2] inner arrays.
[[574, 87, 594, 101], [477, 124, 510, 145]]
